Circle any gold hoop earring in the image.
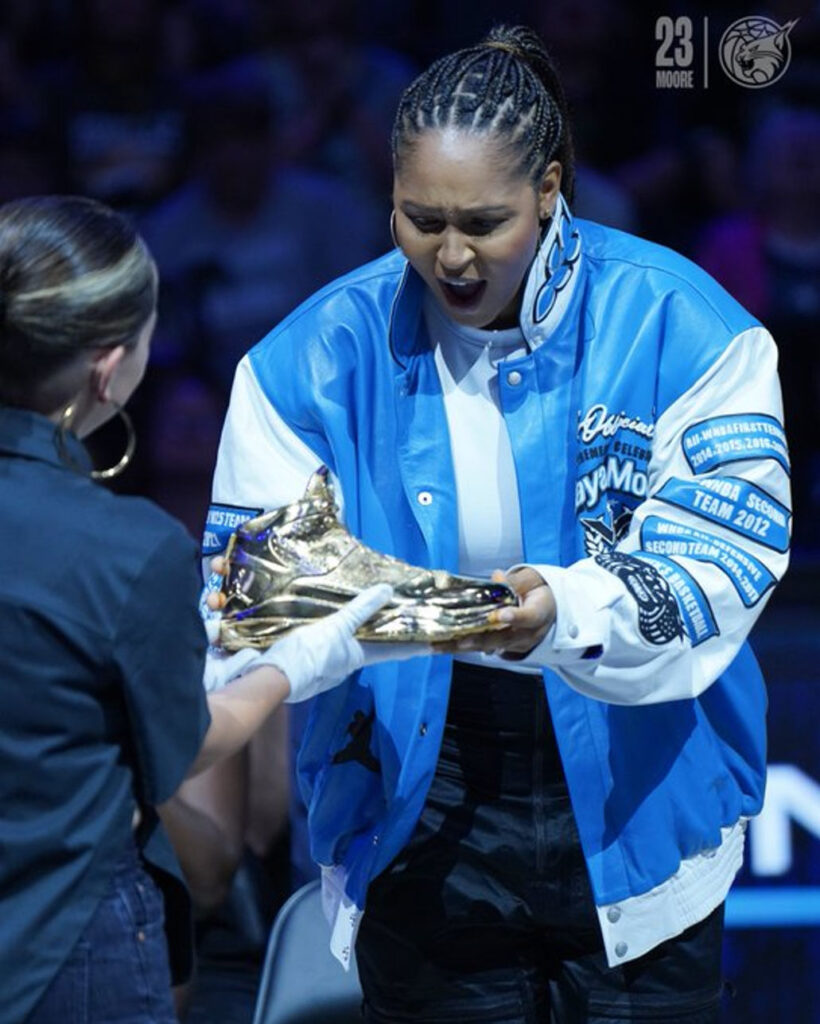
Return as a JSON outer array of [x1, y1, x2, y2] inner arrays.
[[390, 210, 399, 248], [57, 402, 136, 480]]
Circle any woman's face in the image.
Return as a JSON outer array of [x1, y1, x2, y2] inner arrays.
[[393, 128, 561, 329]]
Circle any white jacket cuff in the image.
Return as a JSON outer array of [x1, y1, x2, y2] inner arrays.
[[506, 562, 622, 667]]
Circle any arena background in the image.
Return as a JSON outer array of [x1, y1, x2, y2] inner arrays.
[[1, 1, 816, 1020]]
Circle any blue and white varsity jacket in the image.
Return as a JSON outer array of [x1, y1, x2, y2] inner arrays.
[[206, 198, 790, 966]]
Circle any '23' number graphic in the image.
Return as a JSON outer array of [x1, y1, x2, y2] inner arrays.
[[655, 16, 694, 67]]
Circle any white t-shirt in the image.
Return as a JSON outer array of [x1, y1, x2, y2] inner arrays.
[[425, 293, 539, 674]]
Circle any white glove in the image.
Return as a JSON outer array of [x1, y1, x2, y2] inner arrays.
[[202, 585, 431, 700], [203, 645, 266, 694]]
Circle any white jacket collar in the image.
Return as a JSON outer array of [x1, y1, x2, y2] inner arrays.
[[520, 193, 582, 351]]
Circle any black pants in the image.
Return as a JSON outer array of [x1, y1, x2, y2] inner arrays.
[[356, 662, 724, 1023]]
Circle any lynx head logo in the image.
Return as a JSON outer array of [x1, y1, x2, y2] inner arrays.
[[581, 501, 633, 557], [719, 17, 798, 88]]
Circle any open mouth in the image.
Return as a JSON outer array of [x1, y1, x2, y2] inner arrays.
[[438, 278, 487, 309]]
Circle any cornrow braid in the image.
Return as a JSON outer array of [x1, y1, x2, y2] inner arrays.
[[392, 24, 575, 202]]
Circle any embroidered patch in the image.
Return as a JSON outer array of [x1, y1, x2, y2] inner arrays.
[[682, 414, 789, 474], [532, 219, 581, 323], [595, 550, 684, 645], [577, 403, 655, 445], [581, 502, 634, 556], [201, 503, 262, 555], [636, 552, 719, 646], [641, 516, 776, 607], [656, 477, 790, 552], [575, 456, 649, 513], [524, 194, 582, 328]]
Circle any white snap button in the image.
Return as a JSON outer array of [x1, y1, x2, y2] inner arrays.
[[607, 906, 621, 923], [507, 370, 522, 386], [568, 624, 579, 639], [372, 834, 380, 845], [417, 491, 433, 506], [615, 941, 628, 957]]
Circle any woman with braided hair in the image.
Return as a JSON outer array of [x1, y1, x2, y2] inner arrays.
[[208, 24, 790, 1022]]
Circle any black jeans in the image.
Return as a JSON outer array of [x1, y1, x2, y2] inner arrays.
[[357, 662, 724, 1023]]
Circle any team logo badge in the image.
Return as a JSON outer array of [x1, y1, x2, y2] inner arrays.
[[581, 502, 633, 557], [595, 550, 684, 645], [719, 17, 798, 88], [583, 507, 684, 645]]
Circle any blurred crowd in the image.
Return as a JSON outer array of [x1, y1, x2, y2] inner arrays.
[[2, 0, 816, 546], [1, 0, 816, 1019]]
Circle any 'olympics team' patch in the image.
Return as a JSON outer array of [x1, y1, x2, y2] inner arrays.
[[201, 503, 262, 556]]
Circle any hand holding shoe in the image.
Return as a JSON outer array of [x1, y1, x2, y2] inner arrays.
[[203, 584, 428, 700]]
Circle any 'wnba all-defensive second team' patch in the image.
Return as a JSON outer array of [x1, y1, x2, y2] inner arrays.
[[641, 516, 776, 607], [201, 503, 262, 556]]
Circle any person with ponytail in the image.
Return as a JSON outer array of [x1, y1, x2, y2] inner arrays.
[[209, 25, 789, 1022], [0, 194, 398, 1022]]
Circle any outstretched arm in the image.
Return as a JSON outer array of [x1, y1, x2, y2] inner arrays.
[[188, 584, 394, 776]]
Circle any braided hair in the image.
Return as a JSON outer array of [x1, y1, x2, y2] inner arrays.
[[392, 25, 575, 202]]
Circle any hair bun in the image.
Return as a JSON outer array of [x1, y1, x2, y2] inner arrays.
[[483, 24, 545, 63]]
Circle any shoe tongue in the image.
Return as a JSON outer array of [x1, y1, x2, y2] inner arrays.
[[305, 466, 333, 503]]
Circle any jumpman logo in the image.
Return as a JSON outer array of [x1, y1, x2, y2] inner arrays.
[[332, 709, 381, 773]]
